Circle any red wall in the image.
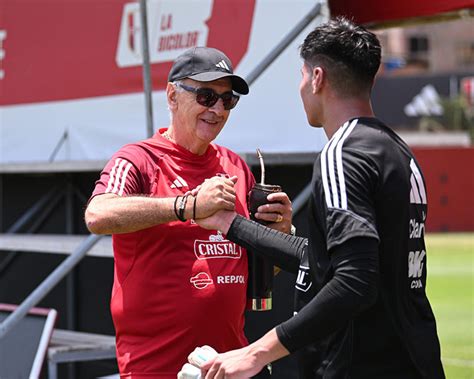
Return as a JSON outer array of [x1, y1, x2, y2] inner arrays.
[[413, 147, 474, 232]]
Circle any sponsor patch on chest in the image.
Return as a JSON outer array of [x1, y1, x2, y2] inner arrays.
[[194, 232, 242, 260]]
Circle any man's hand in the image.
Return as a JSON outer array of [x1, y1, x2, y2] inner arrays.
[[254, 192, 292, 233], [195, 210, 237, 234], [201, 345, 264, 379], [201, 329, 289, 379], [194, 176, 238, 219]]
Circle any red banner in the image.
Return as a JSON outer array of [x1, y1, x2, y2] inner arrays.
[[0, 0, 255, 105]]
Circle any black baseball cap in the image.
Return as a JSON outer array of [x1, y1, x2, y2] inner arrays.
[[168, 47, 249, 95]]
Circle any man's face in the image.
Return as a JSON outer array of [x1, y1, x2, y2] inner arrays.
[[173, 78, 233, 145], [299, 62, 322, 128]]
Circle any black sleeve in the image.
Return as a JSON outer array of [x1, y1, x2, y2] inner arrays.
[[227, 215, 308, 273], [276, 237, 379, 352]]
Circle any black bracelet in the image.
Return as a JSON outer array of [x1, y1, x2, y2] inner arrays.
[[192, 196, 197, 220], [177, 194, 188, 222], [173, 195, 182, 220]]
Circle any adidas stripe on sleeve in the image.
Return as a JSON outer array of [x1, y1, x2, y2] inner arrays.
[[409, 159, 427, 205], [320, 119, 358, 210], [92, 156, 143, 198], [105, 158, 134, 196], [320, 119, 380, 250]]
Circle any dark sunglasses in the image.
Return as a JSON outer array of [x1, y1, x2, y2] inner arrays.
[[175, 83, 240, 110]]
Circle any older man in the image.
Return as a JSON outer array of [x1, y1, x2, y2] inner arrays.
[[85, 47, 292, 378]]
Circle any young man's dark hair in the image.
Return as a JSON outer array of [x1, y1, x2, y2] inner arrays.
[[300, 17, 381, 97]]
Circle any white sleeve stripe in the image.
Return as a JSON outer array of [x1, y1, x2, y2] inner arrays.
[[410, 159, 427, 204], [322, 121, 350, 208], [176, 176, 187, 187], [105, 158, 132, 195], [320, 142, 333, 208], [111, 159, 128, 194], [327, 137, 340, 208], [410, 174, 422, 204], [336, 119, 358, 209], [321, 122, 347, 209], [105, 158, 121, 193], [118, 162, 133, 196], [321, 119, 358, 210]]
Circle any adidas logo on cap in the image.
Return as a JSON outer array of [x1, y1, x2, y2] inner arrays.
[[215, 59, 230, 71]]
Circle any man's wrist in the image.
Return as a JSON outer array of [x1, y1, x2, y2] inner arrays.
[[183, 195, 195, 220], [247, 328, 289, 368], [219, 211, 238, 234]]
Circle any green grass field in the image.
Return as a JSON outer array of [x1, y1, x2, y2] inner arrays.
[[426, 233, 474, 379]]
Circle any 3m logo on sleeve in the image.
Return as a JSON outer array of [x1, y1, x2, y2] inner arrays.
[[408, 250, 426, 289], [409, 159, 427, 205]]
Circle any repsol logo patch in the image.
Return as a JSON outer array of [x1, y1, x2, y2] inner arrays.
[[190, 272, 213, 290], [217, 275, 245, 284]]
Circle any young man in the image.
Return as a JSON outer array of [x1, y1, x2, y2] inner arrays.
[[196, 18, 445, 379], [85, 47, 292, 378]]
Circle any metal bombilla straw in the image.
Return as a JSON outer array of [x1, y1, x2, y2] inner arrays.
[[256, 148, 265, 185]]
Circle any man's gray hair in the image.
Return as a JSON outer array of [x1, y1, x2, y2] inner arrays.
[[168, 80, 185, 121], [172, 80, 185, 92]]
